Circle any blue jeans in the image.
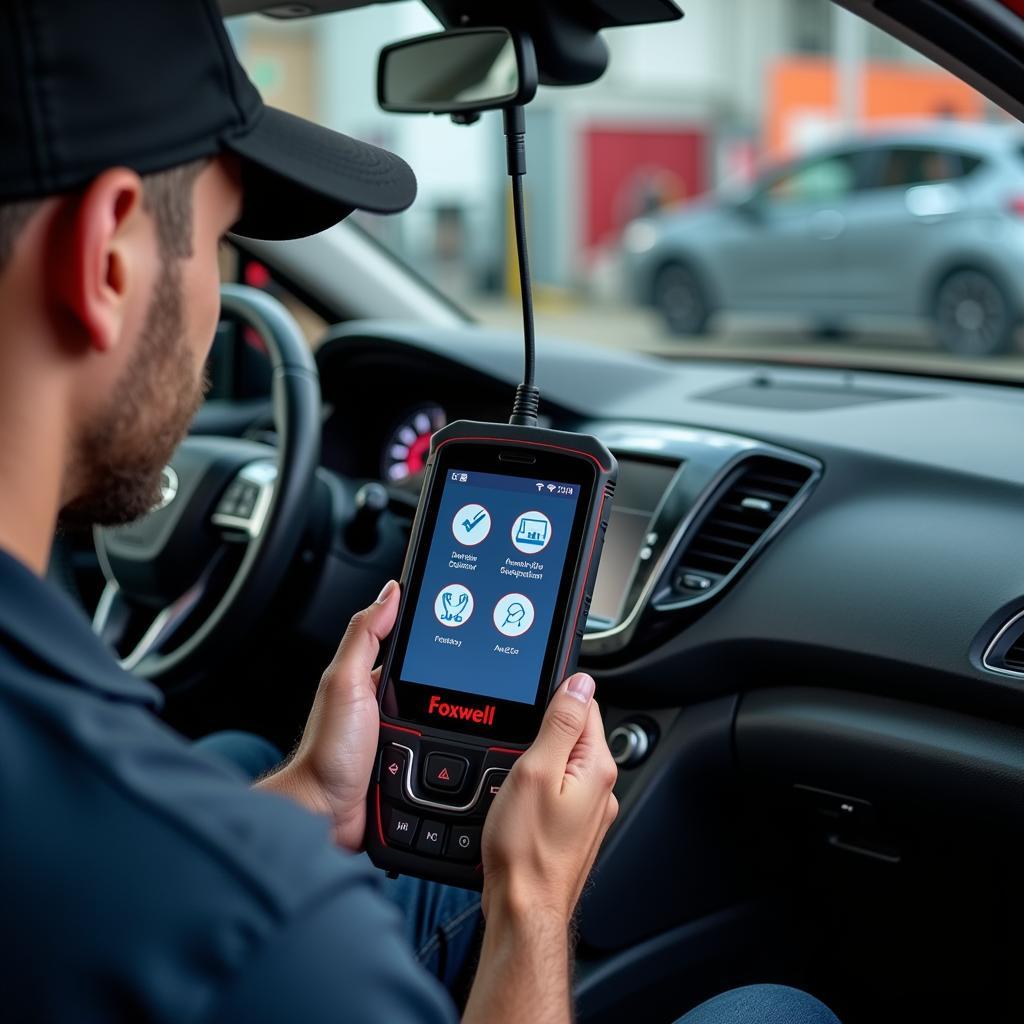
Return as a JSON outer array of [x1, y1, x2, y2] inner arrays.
[[675, 985, 840, 1023], [196, 732, 839, 1022]]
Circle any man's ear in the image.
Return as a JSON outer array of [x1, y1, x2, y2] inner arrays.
[[50, 168, 149, 354]]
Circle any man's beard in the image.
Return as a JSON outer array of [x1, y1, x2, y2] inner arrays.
[[59, 260, 208, 528]]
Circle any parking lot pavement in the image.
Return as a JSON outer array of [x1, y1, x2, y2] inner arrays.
[[472, 299, 1024, 382]]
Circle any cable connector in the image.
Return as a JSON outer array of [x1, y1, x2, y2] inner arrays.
[[502, 105, 540, 426], [503, 105, 527, 176], [509, 383, 540, 427]]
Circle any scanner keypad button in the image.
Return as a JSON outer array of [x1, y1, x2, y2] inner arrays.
[[424, 752, 468, 792], [476, 769, 510, 815], [386, 807, 418, 847], [415, 820, 446, 856], [447, 825, 481, 862], [378, 746, 408, 800]]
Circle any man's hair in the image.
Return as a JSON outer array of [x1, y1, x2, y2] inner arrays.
[[0, 200, 40, 269], [0, 158, 207, 271]]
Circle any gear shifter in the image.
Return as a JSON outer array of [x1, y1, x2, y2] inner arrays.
[[347, 482, 389, 554]]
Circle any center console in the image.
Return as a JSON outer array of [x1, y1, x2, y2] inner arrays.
[[583, 423, 820, 657]]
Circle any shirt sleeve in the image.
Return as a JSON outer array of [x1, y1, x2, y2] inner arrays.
[[202, 877, 460, 1024]]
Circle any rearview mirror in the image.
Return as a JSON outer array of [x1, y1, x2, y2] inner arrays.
[[377, 27, 537, 115]]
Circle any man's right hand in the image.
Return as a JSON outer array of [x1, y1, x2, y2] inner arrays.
[[481, 673, 619, 924], [463, 675, 617, 1023]]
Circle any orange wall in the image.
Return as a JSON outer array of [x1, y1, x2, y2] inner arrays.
[[766, 58, 986, 157]]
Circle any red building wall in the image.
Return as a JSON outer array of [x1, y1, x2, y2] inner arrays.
[[583, 124, 709, 253]]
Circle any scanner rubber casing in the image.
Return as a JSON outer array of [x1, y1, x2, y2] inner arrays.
[[365, 420, 617, 888]]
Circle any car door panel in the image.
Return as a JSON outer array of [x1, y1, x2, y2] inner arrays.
[[837, 146, 977, 315], [714, 152, 861, 314]]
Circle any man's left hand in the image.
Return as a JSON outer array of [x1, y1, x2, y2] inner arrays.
[[257, 579, 399, 850]]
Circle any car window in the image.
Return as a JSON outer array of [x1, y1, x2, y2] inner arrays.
[[761, 153, 858, 203], [875, 146, 976, 187], [219, 243, 327, 349], [230, 0, 1024, 377]]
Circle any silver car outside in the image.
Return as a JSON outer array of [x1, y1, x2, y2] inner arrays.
[[623, 122, 1024, 356]]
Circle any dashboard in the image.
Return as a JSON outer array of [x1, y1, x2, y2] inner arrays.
[[316, 340, 512, 481], [189, 311, 1024, 1000], [315, 319, 1024, 730]]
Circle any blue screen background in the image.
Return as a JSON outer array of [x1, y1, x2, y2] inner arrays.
[[400, 468, 581, 704]]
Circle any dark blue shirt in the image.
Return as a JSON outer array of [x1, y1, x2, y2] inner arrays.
[[0, 550, 456, 1023]]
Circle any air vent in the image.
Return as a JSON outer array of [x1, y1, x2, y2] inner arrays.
[[982, 610, 1024, 676], [1003, 635, 1024, 672], [672, 456, 813, 596]]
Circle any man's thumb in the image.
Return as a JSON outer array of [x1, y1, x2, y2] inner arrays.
[[531, 673, 596, 761], [328, 579, 400, 680]]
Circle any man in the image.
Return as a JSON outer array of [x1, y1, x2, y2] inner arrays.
[[0, 1, 840, 1021]]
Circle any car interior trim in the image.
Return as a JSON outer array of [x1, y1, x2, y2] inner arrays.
[[582, 422, 821, 655], [981, 606, 1024, 679]]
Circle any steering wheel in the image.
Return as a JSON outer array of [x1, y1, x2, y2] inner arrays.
[[92, 284, 320, 688]]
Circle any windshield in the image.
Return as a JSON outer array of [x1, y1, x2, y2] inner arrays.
[[232, 1, 1024, 381]]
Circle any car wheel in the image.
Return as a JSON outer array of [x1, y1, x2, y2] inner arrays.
[[653, 262, 712, 336], [932, 268, 1017, 356]]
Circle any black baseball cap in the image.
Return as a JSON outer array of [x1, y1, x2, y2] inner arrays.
[[0, 0, 417, 240]]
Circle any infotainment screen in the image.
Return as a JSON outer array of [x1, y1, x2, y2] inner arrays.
[[589, 458, 679, 625]]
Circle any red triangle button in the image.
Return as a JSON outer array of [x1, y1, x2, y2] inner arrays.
[[437, 767, 450, 781]]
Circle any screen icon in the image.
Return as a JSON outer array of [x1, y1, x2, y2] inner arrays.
[[511, 510, 552, 554], [452, 502, 491, 546], [546, 483, 557, 493], [493, 593, 535, 637], [434, 583, 474, 627]]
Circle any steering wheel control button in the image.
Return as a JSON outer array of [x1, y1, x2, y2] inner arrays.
[[211, 460, 278, 538], [386, 807, 419, 848], [217, 482, 244, 515], [235, 483, 259, 518], [379, 746, 409, 799], [434, 583, 474, 627], [415, 820, 446, 856], [217, 481, 260, 519], [609, 722, 652, 768], [424, 752, 468, 792], [447, 825, 482, 862]]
